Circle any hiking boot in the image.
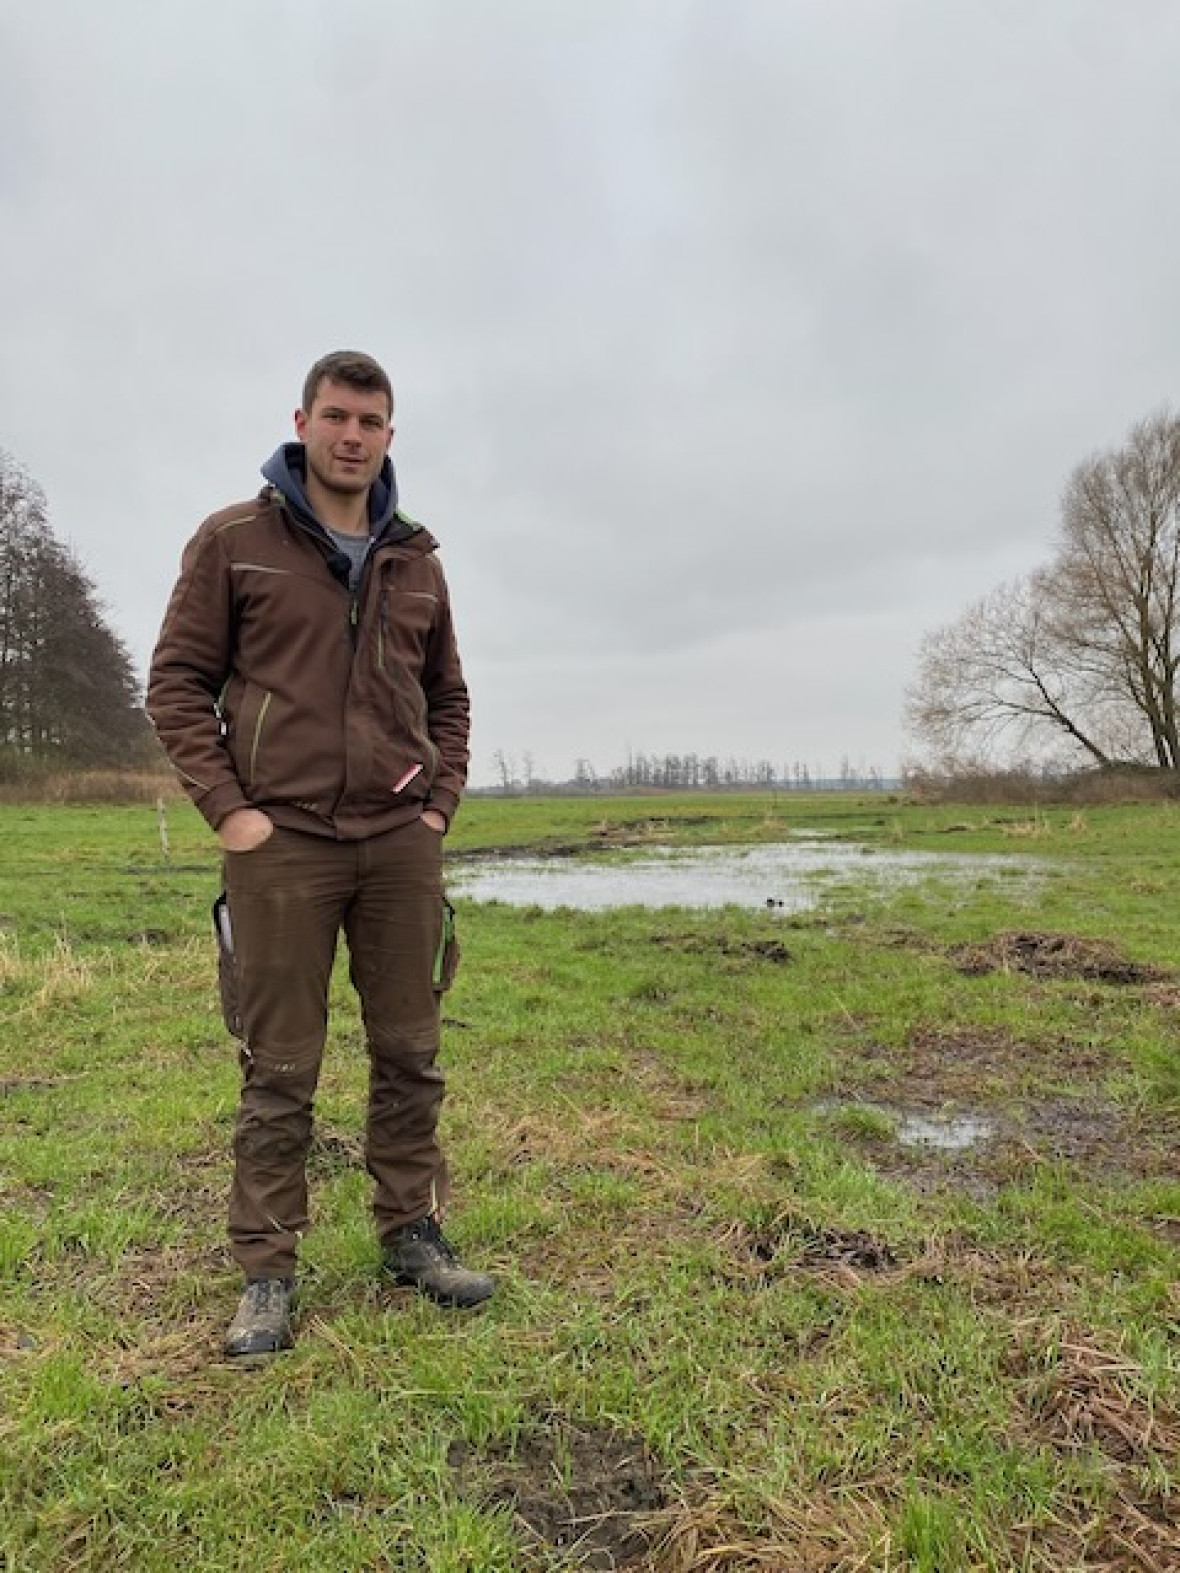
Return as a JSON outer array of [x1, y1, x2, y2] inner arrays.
[[223, 1277, 297, 1358], [382, 1217, 494, 1308]]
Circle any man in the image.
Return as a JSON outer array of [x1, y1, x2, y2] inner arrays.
[[148, 350, 492, 1359]]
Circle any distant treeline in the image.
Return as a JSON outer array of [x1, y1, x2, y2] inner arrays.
[[479, 749, 897, 796]]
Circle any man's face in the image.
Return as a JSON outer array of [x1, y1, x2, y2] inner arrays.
[[294, 378, 393, 496]]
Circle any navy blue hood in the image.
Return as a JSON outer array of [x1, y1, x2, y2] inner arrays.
[[261, 443, 399, 539]]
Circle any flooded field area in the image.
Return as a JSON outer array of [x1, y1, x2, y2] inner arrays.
[[448, 835, 1050, 910]]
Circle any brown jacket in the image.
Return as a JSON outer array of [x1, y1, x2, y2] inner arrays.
[[147, 485, 469, 838]]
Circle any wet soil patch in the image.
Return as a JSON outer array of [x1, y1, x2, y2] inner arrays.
[[449, 1419, 667, 1569], [587, 815, 715, 840], [900, 1023, 1111, 1086], [829, 1093, 1180, 1193], [727, 1216, 900, 1283], [834, 1025, 1180, 1185], [952, 930, 1168, 985], [847, 1024, 1111, 1107], [650, 931, 791, 963], [864, 1143, 1007, 1202], [1015, 1097, 1131, 1165], [468, 840, 612, 861], [461, 817, 717, 863], [796, 1224, 897, 1274]]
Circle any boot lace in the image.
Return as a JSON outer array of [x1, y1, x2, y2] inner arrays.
[[411, 1216, 456, 1263], [244, 1278, 291, 1312]]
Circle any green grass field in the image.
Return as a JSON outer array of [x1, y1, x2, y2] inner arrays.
[[2, 792, 1178, 1570]]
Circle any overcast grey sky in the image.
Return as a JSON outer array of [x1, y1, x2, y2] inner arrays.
[[2, 2, 1178, 786]]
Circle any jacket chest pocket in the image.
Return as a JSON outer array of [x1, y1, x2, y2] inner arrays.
[[379, 587, 437, 670]]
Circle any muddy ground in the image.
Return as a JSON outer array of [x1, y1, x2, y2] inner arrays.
[[449, 1421, 666, 1571], [951, 929, 1170, 986], [815, 929, 1180, 1200]]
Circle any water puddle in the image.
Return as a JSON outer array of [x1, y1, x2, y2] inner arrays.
[[894, 1109, 997, 1151], [448, 840, 1046, 912], [815, 1099, 998, 1152]]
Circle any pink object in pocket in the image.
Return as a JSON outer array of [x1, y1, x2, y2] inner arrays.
[[392, 763, 424, 794]]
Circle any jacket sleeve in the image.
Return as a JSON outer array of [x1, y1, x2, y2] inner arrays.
[[422, 564, 470, 825], [146, 526, 253, 831]]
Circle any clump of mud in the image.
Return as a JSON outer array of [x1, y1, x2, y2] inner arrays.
[[651, 931, 791, 963], [450, 1419, 666, 1569], [471, 815, 718, 861], [726, 1216, 899, 1282], [952, 930, 1167, 984], [796, 1225, 897, 1273]]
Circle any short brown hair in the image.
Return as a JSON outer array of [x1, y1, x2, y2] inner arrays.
[[302, 351, 393, 417]]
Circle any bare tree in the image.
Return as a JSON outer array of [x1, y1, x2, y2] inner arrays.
[[908, 573, 1115, 766], [908, 410, 1180, 771], [490, 748, 517, 794], [1054, 412, 1180, 768]]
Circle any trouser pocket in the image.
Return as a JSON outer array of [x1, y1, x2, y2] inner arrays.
[[432, 898, 460, 992], [213, 892, 245, 1039]]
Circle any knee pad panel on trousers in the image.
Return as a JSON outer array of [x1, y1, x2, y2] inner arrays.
[[367, 1026, 440, 1063], [234, 1112, 312, 1167]]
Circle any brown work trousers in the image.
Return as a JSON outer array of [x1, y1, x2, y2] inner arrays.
[[221, 818, 451, 1278]]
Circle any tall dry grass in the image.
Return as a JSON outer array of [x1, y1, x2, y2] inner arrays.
[[903, 763, 1180, 806], [0, 769, 181, 806]]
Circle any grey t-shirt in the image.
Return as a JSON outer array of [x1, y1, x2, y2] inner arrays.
[[324, 526, 372, 593]]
